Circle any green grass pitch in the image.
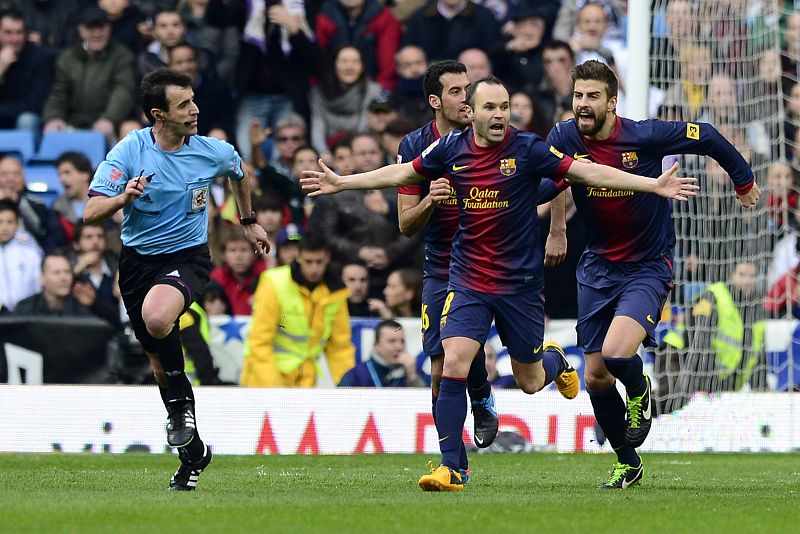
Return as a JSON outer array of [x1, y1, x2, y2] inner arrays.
[[1, 452, 798, 533]]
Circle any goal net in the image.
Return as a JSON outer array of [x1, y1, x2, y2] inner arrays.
[[648, 0, 792, 414]]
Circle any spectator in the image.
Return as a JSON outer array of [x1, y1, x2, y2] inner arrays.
[[663, 42, 711, 119], [275, 223, 303, 266], [199, 279, 233, 316], [650, 0, 695, 89], [137, 9, 190, 77], [99, 0, 146, 55], [390, 45, 430, 128], [210, 224, 266, 315], [235, 0, 323, 162], [0, 198, 42, 311], [701, 73, 740, 126], [763, 160, 797, 232], [18, 0, 81, 57], [14, 251, 120, 328], [568, 1, 626, 76], [457, 48, 492, 83], [538, 40, 576, 128], [67, 218, 118, 292], [338, 319, 425, 387], [52, 152, 93, 246], [382, 117, 416, 163], [342, 261, 374, 317], [403, 0, 503, 64], [0, 8, 54, 134], [309, 44, 384, 154], [365, 95, 398, 138], [553, 0, 625, 43], [509, 90, 534, 131], [484, 341, 517, 388], [242, 234, 355, 387], [118, 118, 144, 141], [42, 6, 136, 144], [286, 145, 319, 225], [662, 260, 766, 395], [767, 207, 800, 288], [496, 5, 546, 97], [368, 267, 422, 319], [251, 112, 308, 177], [763, 262, 800, 319], [179, 0, 241, 80], [0, 155, 55, 250], [351, 131, 386, 173], [315, 0, 401, 91], [168, 41, 234, 139], [253, 193, 285, 268], [331, 137, 356, 174]]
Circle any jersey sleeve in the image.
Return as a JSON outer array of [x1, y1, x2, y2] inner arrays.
[[528, 136, 574, 183], [216, 140, 245, 181], [535, 176, 570, 205], [647, 120, 755, 193], [397, 134, 422, 195], [89, 136, 134, 197], [411, 136, 449, 179]]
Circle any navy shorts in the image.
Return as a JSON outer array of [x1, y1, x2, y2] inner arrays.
[[576, 251, 673, 353], [421, 275, 449, 358], [440, 285, 545, 363], [119, 244, 212, 353]]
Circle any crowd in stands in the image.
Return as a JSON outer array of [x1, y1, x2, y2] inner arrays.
[[0, 0, 799, 389]]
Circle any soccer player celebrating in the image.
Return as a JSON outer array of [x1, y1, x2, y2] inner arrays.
[[84, 69, 269, 490], [397, 61, 575, 482], [302, 75, 698, 491], [546, 60, 759, 489]]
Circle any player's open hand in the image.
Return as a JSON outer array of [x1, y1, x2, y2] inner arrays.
[[736, 182, 761, 209], [301, 160, 342, 197], [429, 178, 453, 205], [654, 162, 699, 201], [243, 223, 270, 255]]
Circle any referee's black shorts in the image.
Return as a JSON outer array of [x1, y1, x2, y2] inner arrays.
[[119, 243, 212, 353]]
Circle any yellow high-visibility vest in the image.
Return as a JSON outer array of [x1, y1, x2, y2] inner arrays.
[[264, 266, 344, 375]]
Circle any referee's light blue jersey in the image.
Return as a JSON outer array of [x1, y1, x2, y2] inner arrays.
[[89, 128, 244, 255]]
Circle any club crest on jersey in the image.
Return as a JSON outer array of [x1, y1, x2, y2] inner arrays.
[[621, 151, 638, 169], [499, 158, 517, 176]]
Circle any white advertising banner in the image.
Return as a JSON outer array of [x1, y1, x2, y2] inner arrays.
[[1, 386, 798, 455]]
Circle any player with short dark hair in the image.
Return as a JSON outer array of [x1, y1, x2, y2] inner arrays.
[[397, 61, 576, 483], [84, 68, 269, 491], [546, 60, 759, 489], [301, 75, 698, 491]]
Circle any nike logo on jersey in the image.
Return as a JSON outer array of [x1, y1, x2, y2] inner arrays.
[[574, 153, 590, 159], [646, 314, 655, 324], [452, 164, 469, 171]]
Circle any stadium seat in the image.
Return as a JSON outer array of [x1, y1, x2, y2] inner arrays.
[[31, 131, 107, 169], [24, 165, 63, 196], [0, 129, 35, 163]]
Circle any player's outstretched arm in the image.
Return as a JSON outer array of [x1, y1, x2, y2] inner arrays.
[[566, 160, 699, 201], [301, 159, 423, 197], [83, 173, 147, 223], [736, 182, 761, 209]]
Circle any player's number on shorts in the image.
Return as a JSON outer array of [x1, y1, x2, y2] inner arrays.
[[441, 291, 455, 316], [421, 303, 429, 331]]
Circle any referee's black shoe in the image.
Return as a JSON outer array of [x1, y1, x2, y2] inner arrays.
[[169, 442, 213, 491], [166, 402, 196, 447]]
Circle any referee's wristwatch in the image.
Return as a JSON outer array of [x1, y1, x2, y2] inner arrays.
[[239, 212, 257, 226]]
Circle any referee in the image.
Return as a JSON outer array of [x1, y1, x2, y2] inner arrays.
[[84, 68, 269, 491]]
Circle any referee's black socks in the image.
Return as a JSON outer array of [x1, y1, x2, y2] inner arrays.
[[156, 326, 195, 407]]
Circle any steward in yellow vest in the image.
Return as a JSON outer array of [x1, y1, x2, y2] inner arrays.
[[241, 235, 355, 387], [179, 298, 225, 385], [663, 261, 765, 391]]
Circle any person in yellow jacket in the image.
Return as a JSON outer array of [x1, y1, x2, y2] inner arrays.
[[660, 260, 766, 411], [241, 233, 355, 387]]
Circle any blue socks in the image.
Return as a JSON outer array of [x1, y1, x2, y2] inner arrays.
[[467, 347, 491, 402], [541, 347, 565, 386], [432, 390, 469, 473], [603, 356, 647, 398], [589, 385, 640, 467], [436, 377, 468, 470]]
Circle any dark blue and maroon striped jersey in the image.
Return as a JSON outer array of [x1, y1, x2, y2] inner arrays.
[[400, 121, 569, 280], [411, 126, 572, 294], [547, 117, 755, 263]]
